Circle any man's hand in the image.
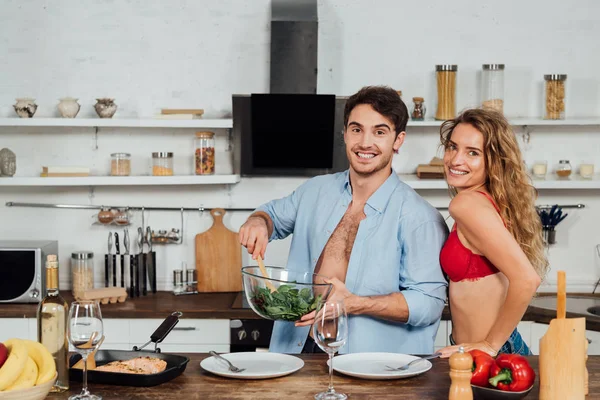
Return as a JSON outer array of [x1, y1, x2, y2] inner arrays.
[[239, 215, 269, 260], [294, 277, 355, 327]]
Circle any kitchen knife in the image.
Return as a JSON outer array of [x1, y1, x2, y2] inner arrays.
[[142, 228, 148, 296], [146, 226, 156, 294], [106, 232, 112, 287], [114, 232, 120, 287], [137, 227, 143, 297], [121, 230, 128, 288]]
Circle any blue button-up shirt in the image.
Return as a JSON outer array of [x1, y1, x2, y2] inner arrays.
[[256, 170, 448, 354]]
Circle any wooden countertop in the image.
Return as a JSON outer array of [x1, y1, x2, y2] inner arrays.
[[2, 291, 600, 331], [46, 353, 600, 399]]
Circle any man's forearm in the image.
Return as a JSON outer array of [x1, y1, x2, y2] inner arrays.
[[249, 211, 274, 238], [346, 292, 409, 323]]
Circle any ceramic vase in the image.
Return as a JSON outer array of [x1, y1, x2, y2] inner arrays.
[[57, 97, 80, 118], [94, 98, 117, 118], [13, 98, 37, 118]]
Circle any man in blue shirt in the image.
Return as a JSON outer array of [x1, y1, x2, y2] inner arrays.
[[239, 86, 448, 354]]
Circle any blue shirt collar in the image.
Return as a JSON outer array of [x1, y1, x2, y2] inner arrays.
[[342, 169, 400, 213]]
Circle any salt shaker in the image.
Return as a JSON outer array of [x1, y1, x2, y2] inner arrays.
[[449, 346, 473, 400]]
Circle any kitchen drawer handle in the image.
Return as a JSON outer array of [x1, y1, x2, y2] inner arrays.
[[587, 337, 592, 344], [173, 327, 196, 331]]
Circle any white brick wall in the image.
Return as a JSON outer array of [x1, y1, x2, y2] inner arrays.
[[0, 0, 599, 291]]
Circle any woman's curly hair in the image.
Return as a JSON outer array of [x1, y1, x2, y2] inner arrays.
[[440, 108, 549, 279]]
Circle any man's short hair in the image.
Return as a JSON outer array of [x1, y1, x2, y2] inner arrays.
[[343, 86, 409, 135]]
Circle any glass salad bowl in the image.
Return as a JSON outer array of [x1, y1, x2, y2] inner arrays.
[[241, 266, 333, 322]]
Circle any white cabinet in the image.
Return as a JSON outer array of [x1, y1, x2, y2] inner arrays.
[[0, 318, 31, 342], [0, 318, 230, 353]]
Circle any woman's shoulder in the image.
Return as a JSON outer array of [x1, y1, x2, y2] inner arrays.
[[449, 191, 497, 219]]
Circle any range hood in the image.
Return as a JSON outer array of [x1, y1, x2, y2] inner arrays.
[[269, 0, 318, 94]]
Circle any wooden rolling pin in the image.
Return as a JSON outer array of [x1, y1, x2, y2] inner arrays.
[[76, 287, 128, 304]]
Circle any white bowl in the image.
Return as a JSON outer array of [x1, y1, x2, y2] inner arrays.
[[0, 372, 57, 400]]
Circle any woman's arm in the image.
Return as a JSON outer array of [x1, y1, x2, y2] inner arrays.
[[449, 191, 541, 353]]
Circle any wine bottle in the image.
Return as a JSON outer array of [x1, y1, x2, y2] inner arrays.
[[37, 254, 69, 392]]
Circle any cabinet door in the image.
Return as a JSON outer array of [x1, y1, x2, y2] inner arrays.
[[529, 323, 549, 355], [585, 329, 600, 355], [129, 319, 229, 351], [102, 319, 131, 348], [0, 318, 30, 342], [434, 321, 447, 351]]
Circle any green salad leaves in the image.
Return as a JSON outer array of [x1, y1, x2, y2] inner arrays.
[[250, 284, 322, 321]]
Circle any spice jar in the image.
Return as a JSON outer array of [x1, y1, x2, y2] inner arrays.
[[544, 74, 566, 120], [194, 131, 215, 175], [71, 251, 94, 298], [152, 152, 174, 176], [481, 64, 505, 113], [556, 160, 572, 178], [411, 97, 426, 120], [110, 153, 131, 176], [435, 64, 458, 120]]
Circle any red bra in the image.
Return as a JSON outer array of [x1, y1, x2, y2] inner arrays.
[[440, 191, 503, 282]]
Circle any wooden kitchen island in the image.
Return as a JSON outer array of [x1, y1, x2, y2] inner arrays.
[[46, 354, 600, 399]]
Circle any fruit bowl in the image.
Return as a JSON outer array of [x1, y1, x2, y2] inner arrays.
[[0, 372, 57, 400], [241, 266, 333, 321], [472, 384, 533, 400]]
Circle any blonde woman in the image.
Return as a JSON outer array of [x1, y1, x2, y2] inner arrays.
[[438, 108, 548, 357]]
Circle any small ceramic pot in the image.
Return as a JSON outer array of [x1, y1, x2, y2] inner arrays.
[[57, 97, 80, 118], [13, 98, 37, 118], [94, 98, 117, 118]]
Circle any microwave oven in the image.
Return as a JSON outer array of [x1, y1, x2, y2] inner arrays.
[[0, 240, 58, 303]]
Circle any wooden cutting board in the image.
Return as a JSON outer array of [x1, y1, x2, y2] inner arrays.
[[195, 208, 243, 292]]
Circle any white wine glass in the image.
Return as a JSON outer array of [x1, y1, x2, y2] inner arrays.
[[312, 299, 348, 400], [68, 300, 104, 400]]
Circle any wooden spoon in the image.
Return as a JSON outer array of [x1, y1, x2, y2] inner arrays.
[[256, 255, 276, 292], [73, 334, 104, 370]]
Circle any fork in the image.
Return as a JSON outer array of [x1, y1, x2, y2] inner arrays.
[[384, 352, 442, 371], [209, 351, 246, 373]]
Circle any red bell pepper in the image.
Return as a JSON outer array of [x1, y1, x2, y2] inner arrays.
[[469, 350, 495, 387], [488, 353, 535, 392]]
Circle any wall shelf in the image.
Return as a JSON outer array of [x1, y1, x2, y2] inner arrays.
[[398, 174, 600, 190], [0, 175, 241, 186], [406, 117, 600, 128], [0, 117, 233, 129]]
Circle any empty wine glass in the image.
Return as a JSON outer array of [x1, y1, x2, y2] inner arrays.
[[312, 299, 348, 400], [68, 300, 104, 400]]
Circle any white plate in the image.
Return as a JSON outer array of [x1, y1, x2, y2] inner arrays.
[[327, 352, 433, 380], [200, 352, 304, 380]]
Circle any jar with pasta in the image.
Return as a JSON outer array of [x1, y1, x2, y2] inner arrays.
[[544, 74, 566, 120], [71, 251, 94, 298], [435, 64, 457, 120], [110, 152, 131, 176], [152, 152, 174, 176], [194, 131, 215, 175], [481, 64, 505, 113]]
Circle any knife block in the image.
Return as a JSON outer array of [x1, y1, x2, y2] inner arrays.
[[539, 316, 587, 399]]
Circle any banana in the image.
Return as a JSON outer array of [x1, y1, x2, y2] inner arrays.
[[0, 339, 28, 391], [4, 356, 38, 391], [21, 339, 56, 385]]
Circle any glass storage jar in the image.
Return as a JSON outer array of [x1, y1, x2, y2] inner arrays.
[[71, 251, 94, 298], [544, 74, 567, 120], [411, 97, 426, 120], [152, 152, 173, 176], [435, 64, 458, 120], [194, 131, 215, 175], [556, 159, 572, 178], [110, 153, 131, 176], [481, 64, 505, 113]]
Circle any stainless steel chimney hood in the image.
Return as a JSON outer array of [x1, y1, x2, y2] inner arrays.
[[269, 0, 318, 94]]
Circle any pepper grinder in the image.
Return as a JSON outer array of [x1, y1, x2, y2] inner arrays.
[[449, 346, 473, 400]]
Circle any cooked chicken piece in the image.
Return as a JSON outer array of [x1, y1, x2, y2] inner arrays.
[[95, 357, 167, 374]]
